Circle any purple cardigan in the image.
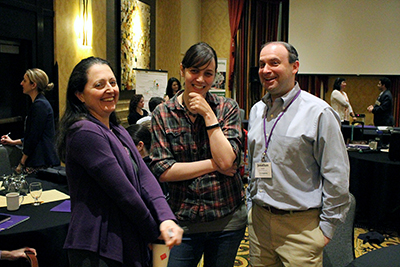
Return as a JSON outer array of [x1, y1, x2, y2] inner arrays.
[[64, 117, 176, 266]]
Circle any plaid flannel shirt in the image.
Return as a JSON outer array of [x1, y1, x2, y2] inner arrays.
[[150, 91, 244, 222]]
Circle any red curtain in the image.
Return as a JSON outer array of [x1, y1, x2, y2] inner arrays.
[[228, 0, 245, 92], [297, 75, 329, 98]]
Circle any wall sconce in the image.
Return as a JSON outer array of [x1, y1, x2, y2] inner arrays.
[[77, 0, 92, 47]]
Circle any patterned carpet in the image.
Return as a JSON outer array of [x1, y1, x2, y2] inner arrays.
[[198, 227, 400, 267], [353, 227, 400, 258]]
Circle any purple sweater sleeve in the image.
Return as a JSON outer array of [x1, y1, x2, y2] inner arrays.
[[66, 121, 176, 244]]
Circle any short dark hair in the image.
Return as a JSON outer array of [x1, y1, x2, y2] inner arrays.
[[148, 97, 165, 112], [333, 78, 346, 90], [182, 42, 218, 72], [126, 124, 151, 152], [261, 41, 299, 63], [380, 77, 391, 90]]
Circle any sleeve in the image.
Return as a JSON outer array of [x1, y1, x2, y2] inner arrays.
[[149, 106, 177, 179], [220, 98, 242, 161], [331, 90, 349, 108], [127, 132, 176, 225], [68, 127, 168, 242], [245, 103, 261, 212], [346, 93, 354, 114], [373, 93, 391, 114], [23, 101, 48, 156], [314, 108, 351, 239]]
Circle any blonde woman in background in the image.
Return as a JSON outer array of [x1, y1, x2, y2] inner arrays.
[[1, 68, 60, 173]]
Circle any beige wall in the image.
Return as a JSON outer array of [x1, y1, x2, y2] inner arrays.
[[156, 0, 182, 80], [156, 0, 231, 94], [54, 0, 107, 118], [201, 0, 230, 66], [55, 0, 231, 117]]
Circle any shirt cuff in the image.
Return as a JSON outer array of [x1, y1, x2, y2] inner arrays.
[[319, 220, 337, 240]]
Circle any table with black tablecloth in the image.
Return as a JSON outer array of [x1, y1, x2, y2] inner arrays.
[[348, 151, 400, 232], [0, 176, 70, 267]]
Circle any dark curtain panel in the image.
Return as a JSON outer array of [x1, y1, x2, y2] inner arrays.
[[228, 0, 245, 92], [391, 77, 400, 127], [297, 75, 329, 99], [232, 0, 289, 119]]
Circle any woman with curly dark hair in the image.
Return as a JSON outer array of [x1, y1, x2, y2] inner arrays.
[[127, 94, 148, 124]]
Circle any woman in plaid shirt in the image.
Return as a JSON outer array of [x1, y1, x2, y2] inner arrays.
[[150, 42, 246, 267]]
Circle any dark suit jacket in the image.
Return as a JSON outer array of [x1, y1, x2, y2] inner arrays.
[[372, 90, 393, 126], [23, 94, 60, 167]]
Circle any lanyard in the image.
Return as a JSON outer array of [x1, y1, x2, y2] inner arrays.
[[262, 89, 301, 162]]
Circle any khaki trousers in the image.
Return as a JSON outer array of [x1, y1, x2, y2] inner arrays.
[[249, 204, 325, 267]]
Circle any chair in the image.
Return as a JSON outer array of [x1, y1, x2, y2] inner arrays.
[[323, 193, 356, 267]]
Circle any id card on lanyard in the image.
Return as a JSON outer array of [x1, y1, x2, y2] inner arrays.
[[255, 89, 301, 179]]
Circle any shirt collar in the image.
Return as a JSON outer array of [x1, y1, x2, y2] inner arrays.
[[262, 82, 300, 110]]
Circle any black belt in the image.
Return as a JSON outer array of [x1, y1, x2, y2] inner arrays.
[[263, 205, 318, 215]]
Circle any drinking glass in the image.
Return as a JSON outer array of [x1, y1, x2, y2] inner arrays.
[[29, 182, 43, 206]]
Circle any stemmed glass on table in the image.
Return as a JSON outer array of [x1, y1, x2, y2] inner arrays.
[[29, 182, 42, 206]]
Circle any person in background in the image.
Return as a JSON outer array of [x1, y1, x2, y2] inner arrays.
[[136, 96, 165, 125], [150, 42, 246, 267], [127, 94, 148, 125], [367, 77, 394, 126], [247, 41, 350, 266], [126, 124, 152, 163], [126, 123, 169, 200], [164, 77, 182, 101], [57, 56, 182, 267], [0, 68, 60, 174], [0, 247, 36, 261], [330, 77, 356, 125]]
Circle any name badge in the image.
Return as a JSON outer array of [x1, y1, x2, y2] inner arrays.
[[255, 162, 272, 178]]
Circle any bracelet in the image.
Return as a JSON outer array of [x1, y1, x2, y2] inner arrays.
[[206, 123, 220, 130], [20, 162, 25, 167]]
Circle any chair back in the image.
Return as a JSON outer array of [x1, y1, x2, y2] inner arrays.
[[323, 193, 356, 267]]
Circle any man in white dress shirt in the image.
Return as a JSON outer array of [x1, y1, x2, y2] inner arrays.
[[247, 41, 350, 267]]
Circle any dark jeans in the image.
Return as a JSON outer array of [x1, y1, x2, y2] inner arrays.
[[68, 249, 122, 267], [167, 227, 246, 267]]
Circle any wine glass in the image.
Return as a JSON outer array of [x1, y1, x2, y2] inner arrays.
[[29, 182, 43, 206]]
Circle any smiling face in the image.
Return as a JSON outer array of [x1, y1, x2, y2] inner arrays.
[[180, 59, 216, 98], [258, 43, 299, 101], [171, 81, 180, 93], [75, 64, 119, 125], [137, 97, 145, 110]]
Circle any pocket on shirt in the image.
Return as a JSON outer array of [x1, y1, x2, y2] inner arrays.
[[269, 134, 303, 164], [165, 128, 189, 155]]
